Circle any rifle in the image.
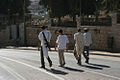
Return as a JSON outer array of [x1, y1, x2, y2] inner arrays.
[[42, 32, 51, 51]]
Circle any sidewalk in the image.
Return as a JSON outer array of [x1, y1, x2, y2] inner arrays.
[[4, 46, 120, 58]]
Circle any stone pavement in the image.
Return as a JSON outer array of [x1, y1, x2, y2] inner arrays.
[[3, 46, 120, 58]]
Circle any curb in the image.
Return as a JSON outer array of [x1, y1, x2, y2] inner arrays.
[[2, 47, 120, 58]]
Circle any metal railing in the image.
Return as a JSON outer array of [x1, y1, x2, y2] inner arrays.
[[117, 13, 120, 24], [51, 17, 112, 27]]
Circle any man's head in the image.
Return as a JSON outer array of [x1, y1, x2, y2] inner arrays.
[[40, 26, 48, 30], [84, 28, 89, 32], [78, 29, 81, 32], [58, 29, 63, 35]]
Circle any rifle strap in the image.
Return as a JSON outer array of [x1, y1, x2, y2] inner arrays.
[[42, 32, 48, 43]]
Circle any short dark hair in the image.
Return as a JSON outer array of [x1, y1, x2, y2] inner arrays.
[[78, 29, 81, 32], [40, 26, 48, 30], [58, 29, 63, 33]]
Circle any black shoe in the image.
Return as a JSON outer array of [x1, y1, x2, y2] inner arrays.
[[77, 59, 81, 65], [49, 61, 52, 67], [40, 66, 45, 69], [58, 65, 63, 67], [63, 63, 66, 66], [85, 60, 89, 64]]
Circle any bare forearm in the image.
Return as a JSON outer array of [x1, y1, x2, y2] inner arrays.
[[55, 43, 58, 50], [38, 40, 41, 50]]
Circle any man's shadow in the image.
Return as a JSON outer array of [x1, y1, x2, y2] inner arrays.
[[45, 68, 68, 75], [63, 66, 84, 72], [80, 64, 103, 70], [88, 63, 110, 68], [80, 63, 110, 70]]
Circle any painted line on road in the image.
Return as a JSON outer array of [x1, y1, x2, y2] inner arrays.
[[0, 62, 26, 80], [0, 56, 65, 80], [80, 66, 120, 80]]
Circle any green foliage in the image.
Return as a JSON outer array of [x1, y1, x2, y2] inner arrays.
[[0, 0, 30, 16], [40, 0, 99, 18], [103, 0, 120, 13]]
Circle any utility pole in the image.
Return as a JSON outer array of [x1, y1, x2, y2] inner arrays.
[[77, 0, 82, 29], [23, 0, 27, 46], [79, 0, 82, 28], [8, 9, 12, 39]]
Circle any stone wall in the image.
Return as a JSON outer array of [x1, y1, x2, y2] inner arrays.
[[26, 26, 112, 50], [111, 13, 120, 52], [0, 26, 10, 46], [80, 26, 112, 51], [26, 27, 77, 49], [0, 23, 25, 46]]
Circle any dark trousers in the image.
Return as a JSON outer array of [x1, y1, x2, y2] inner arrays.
[[40, 46, 52, 67], [83, 46, 89, 61]]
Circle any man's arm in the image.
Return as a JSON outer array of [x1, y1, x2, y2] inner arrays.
[[66, 43, 69, 52], [38, 40, 41, 51], [55, 43, 58, 51], [66, 36, 69, 52]]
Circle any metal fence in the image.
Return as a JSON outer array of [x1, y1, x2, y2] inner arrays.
[[51, 17, 112, 27], [81, 17, 112, 26], [117, 13, 120, 24]]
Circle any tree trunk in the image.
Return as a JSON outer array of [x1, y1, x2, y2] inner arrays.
[[73, 15, 76, 23], [58, 17, 61, 26]]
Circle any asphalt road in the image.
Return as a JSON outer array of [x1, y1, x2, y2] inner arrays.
[[0, 49, 120, 80]]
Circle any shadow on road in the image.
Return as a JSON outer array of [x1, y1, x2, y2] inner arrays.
[[88, 63, 110, 68], [46, 68, 68, 75], [81, 65, 103, 70], [63, 67, 84, 72]]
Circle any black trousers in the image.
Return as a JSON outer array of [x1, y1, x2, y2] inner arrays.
[[40, 46, 52, 67], [83, 46, 89, 61]]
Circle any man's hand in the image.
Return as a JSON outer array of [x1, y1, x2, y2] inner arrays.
[[38, 40, 41, 51], [66, 49, 68, 52], [54, 47, 57, 51], [38, 48, 40, 51]]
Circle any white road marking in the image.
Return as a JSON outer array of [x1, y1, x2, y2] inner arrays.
[[80, 67, 120, 80], [0, 62, 26, 80], [0, 49, 120, 80], [0, 56, 65, 80]]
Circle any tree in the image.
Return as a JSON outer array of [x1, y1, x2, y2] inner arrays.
[[40, 0, 102, 26], [103, 0, 120, 13], [40, 0, 68, 24], [0, 0, 30, 16], [40, 0, 99, 18], [66, 0, 98, 22]]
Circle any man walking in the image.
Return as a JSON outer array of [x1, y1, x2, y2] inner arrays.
[[38, 26, 52, 69], [55, 29, 69, 67], [74, 29, 84, 65], [83, 28, 92, 64]]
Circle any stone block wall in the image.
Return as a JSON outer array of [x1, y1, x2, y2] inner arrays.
[[80, 26, 112, 51], [0, 26, 10, 46], [0, 23, 25, 46], [26, 26, 112, 50], [26, 27, 77, 49], [110, 13, 120, 52]]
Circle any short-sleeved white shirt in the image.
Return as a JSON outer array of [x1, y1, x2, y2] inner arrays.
[[38, 30, 51, 46], [56, 35, 69, 50], [83, 32, 92, 46], [74, 32, 85, 47]]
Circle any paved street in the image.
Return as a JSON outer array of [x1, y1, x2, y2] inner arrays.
[[0, 49, 120, 80]]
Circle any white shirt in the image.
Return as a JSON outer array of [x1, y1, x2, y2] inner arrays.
[[83, 32, 92, 46], [38, 30, 51, 46], [56, 35, 69, 50], [74, 32, 84, 47]]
